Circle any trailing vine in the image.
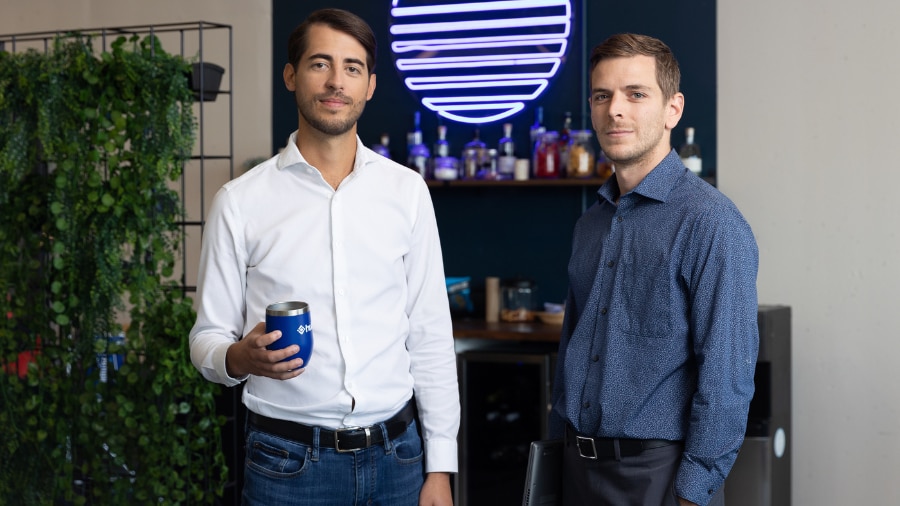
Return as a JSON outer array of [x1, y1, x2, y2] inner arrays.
[[0, 33, 227, 504]]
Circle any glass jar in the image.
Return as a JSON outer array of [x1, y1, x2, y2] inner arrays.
[[596, 148, 614, 179], [567, 130, 596, 178], [533, 131, 561, 179], [500, 278, 538, 322]]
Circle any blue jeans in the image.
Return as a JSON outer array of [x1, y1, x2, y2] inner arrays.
[[242, 419, 425, 505]]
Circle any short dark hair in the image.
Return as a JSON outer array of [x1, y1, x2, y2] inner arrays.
[[590, 33, 680, 100], [286, 8, 377, 74]]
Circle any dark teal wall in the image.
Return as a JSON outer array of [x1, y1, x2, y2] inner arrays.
[[271, 0, 716, 310]]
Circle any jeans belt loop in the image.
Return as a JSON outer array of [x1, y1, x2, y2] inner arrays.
[[576, 436, 598, 460]]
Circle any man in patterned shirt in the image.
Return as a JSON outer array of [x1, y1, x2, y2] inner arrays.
[[549, 33, 759, 506]]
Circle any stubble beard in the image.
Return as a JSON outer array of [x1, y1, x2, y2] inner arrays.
[[296, 95, 364, 137], [599, 124, 666, 170]]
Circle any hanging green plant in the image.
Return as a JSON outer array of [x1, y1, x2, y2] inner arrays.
[[0, 32, 227, 504]]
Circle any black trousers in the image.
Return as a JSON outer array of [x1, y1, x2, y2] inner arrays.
[[561, 435, 725, 506]]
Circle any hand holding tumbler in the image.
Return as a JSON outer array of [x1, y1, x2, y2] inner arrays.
[[265, 301, 313, 368]]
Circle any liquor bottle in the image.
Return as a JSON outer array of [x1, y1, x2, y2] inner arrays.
[[371, 133, 391, 159], [529, 106, 545, 147], [529, 107, 546, 177], [461, 129, 486, 179], [477, 148, 499, 180], [679, 127, 702, 175], [407, 112, 430, 178], [497, 122, 516, 180], [558, 111, 572, 177], [432, 124, 459, 181]]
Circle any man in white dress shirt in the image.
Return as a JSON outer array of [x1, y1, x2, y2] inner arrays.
[[189, 8, 459, 505]]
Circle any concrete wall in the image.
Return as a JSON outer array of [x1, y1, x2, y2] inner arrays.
[[719, 1, 900, 503]]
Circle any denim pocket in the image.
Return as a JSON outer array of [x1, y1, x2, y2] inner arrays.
[[246, 430, 309, 478], [390, 421, 424, 465]]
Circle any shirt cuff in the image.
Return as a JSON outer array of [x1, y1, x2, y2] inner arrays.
[[215, 342, 248, 387], [424, 438, 458, 474], [675, 456, 725, 506]]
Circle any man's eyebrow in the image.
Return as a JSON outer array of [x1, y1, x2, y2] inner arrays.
[[307, 53, 333, 63], [343, 57, 366, 70], [591, 84, 653, 93], [307, 53, 366, 70]]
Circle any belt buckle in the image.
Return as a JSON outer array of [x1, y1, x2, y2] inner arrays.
[[334, 426, 370, 453], [576, 436, 598, 459]]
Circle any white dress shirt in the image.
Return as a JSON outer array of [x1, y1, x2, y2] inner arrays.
[[189, 132, 460, 473]]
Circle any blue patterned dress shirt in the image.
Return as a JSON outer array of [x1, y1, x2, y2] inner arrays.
[[549, 149, 759, 505]]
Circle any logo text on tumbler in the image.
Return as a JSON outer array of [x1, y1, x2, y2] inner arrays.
[[296, 324, 312, 335]]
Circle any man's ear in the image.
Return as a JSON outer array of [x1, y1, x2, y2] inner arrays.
[[366, 72, 376, 102], [283, 63, 297, 92], [666, 92, 685, 130]]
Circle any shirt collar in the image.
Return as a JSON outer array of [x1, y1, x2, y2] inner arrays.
[[275, 130, 374, 174], [598, 149, 685, 205]]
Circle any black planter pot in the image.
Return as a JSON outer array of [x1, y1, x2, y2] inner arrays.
[[189, 62, 225, 102]]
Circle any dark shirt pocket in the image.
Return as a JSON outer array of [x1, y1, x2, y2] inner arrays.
[[619, 263, 673, 340]]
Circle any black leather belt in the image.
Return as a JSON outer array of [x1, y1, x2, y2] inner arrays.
[[566, 424, 679, 459], [249, 400, 415, 452]]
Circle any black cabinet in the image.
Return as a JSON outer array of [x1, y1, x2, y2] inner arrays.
[[725, 305, 792, 506], [455, 340, 557, 506]]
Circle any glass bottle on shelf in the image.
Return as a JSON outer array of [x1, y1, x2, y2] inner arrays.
[[679, 126, 702, 175], [406, 111, 430, 178], [461, 129, 486, 179], [477, 148, 499, 180], [558, 111, 572, 177], [497, 122, 516, 180], [432, 124, 459, 181], [408, 129, 430, 178], [371, 133, 391, 160], [529, 106, 545, 170], [533, 130, 561, 179], [567, 130, 595, 178]]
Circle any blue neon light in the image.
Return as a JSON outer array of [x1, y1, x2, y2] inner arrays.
[[389, 0, 572, 124]]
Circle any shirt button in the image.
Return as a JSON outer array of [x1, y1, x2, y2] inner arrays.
[[617, 216, 623, 222], [607, 260, 614, 268], [582, 401, 590, 409], [600, 307, 608, 315], [591, 355, 599, 362], [338, 288, 345, 296]]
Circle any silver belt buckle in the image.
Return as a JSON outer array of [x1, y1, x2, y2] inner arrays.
[[334, 426, 370, 453], [576, 436, 598, 459]]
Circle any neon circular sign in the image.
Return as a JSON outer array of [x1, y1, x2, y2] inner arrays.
[[389, 0, 572, 124]]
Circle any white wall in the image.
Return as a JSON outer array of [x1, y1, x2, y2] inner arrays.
[[719, 1, 900, 503]]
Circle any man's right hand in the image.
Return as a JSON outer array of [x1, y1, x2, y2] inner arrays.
[[225, 321, 306, 380]]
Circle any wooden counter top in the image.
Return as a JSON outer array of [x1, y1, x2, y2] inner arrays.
[[451, 319, 562, 343]]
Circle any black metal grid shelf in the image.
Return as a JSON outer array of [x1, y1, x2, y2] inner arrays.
[[1, 21, 240, 505]]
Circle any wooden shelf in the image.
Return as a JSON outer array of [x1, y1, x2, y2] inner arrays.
[[452, 319, 562, 343], [427, 177, 607, 188]]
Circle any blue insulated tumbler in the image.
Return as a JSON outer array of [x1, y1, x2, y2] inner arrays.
[[265, 301, 313, 367]]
